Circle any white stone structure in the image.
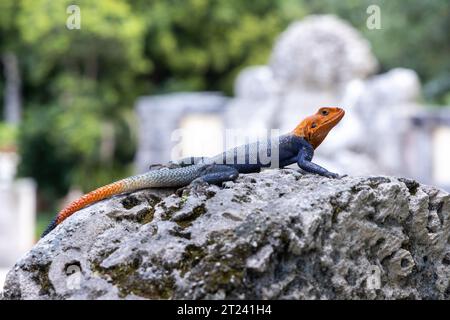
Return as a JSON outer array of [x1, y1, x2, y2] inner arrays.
[[135, 92, 229, 173], [270, 15, 378, 90], [0, 152, 36, 290]]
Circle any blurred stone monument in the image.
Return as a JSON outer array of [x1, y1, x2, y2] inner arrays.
[[227, 15, 422, 178], [0, 151, 36, 289], [135, 14, 445, 189], [135, 92, 229, 173]]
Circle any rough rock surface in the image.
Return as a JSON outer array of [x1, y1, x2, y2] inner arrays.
[[3, 170, 450, 300]]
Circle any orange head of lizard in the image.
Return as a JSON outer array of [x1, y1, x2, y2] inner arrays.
[[292, 107, 345, 149]]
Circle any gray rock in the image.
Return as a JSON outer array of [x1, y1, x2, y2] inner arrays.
[[3, 170, 450, 299]]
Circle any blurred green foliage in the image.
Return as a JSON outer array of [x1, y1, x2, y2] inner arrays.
[[311, 0, 450, 103], [131, 0, 304, 93], [0, 0, 449, 208], [0, 122, 17, 150]]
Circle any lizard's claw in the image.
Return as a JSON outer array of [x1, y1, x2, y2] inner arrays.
[[188, 177, 210, 195], [148, 164, 168, 171], [327, 173, 347, 179], [148, 162, 181, 171], [324, 172, 340, 179]]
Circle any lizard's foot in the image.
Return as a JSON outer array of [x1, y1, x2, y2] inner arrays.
[[197, 164, 239, 185], [324, 172, 348, 179], [148, 164, 168, 171], [149, 157, 208, 171], [324, 172, 340, 179], [148, 162, 181, 171], [190, 177, 210, 187], [296, 168, 337, 178], [188, 177, 211, 195]]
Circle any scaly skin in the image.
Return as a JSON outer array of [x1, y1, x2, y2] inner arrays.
[[42, 164, 210, 237], [42, 107, 345, 238]]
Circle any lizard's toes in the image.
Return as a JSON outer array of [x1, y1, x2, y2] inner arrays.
[[188, 178, 210, 195]]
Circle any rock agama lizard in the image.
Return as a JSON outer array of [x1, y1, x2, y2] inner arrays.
[[42, 107, 345, 237]]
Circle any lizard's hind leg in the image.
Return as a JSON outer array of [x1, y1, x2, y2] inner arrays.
[[194, 164, 239, 185]]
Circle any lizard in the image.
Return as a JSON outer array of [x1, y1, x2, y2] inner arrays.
[[41, 106, 345, 238]]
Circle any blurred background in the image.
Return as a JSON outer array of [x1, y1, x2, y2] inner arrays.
[[0, 0, 449, 287]]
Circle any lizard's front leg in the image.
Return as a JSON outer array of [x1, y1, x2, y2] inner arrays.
[[296, 147, 340, 178], [279, 156, 298, 168]]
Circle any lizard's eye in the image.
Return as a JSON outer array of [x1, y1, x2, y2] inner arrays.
[[321, 109, 329, 116], [311, 123, 317, 128]]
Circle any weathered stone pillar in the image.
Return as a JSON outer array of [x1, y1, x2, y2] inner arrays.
[[134, 93, 229, 173]]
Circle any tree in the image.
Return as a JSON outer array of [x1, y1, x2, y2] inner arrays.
[[0, 0, 23, 123], [16, 0, 147, 197], [131, 0, 305, 94]]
